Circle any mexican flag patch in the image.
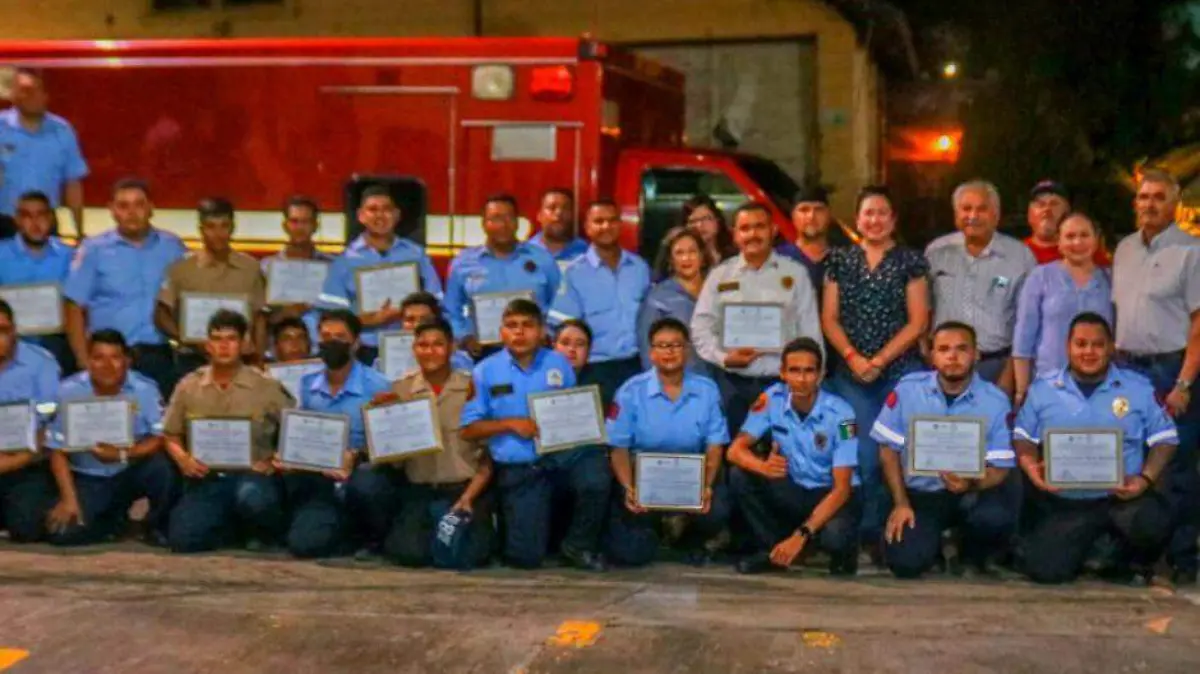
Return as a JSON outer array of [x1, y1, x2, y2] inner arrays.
[[838, 420, 857, 440]]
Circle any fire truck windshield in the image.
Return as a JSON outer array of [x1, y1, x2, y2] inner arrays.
[[736, 156, 803, 214]]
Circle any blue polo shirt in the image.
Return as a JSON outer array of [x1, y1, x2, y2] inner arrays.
[[298, 361, 393, 452], [0, 343, 61, 431], [444, 242, 561, 340], [0, 236, 75, 346], [606, 369, 728, 454], [0, 109, 89, 215], [47, 371, 164, 478], [62, 228, 187, 346], [871, 370, 1014, 493], [460, 347, 576, 464], [529, 232, 589, 265], [548, 246, 651, 363], [1014, 366, 1177, 500], [741, 383, 860, 489]]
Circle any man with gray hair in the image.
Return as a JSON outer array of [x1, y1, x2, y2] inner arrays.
[[1112, 168, 1200, 585], [926, 180, 1036, 392]]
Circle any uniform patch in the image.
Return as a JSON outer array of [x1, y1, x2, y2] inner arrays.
[[781, 276, 794, 290], [837, 420, 857, 440], [547, 368, 564, 387], [489, 384, 514, 396], [751, 392, 768, 413], [885, 391, 898, 408], [717, 281, 740, 293], [524, 260, 537, 273], [1112, 396, 1129, 419], [606, 402, 620, 420], [771, 424, 789, 436], [814, 433, 828, 450]]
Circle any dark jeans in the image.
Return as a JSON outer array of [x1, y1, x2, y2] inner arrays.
[[715, 371, 776, 438], [343, 461, 405, 549], [495, 448, 611, 568], [384, 481, 495, 569], [604, 480, 731, 566], [0, 463, 54, 542], [49, 453, 180, 546], [132, 344, 179, 400], [586, 357, 642, 408], [168, 473, 286, 552], [283, 472, 345, 559]]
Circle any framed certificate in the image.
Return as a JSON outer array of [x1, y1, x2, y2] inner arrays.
[[635, 452, 706, 511], [719, 302, 785, 352], [354, 263, 420, 313], [472, 290, 535, 345], [364, 396, 443, 464], [187, 417, 254, 470], [61, 397, 136, 452], [528, 385, 606, 455], [180, 292, 251, 344], [0, 402, 37, 453], [278, 409, 349, 472], [265, 359, 324, 401], [1044, 428, 1124, 490], [265, 259, 330, 306], [907, 416, 987, 478], [0, 283, 63, 335], [378, 331, 416, 381]]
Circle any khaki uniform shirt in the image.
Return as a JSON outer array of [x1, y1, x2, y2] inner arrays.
[[163, 364, 295, 462], [158, 250, 267, 322], [394, 369, 483, 485]]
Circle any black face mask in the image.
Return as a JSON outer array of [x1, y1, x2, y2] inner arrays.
[[318, 340, 354, 369]]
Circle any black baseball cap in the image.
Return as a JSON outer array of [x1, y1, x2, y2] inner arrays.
[[1029, 180, 1070, 202], [792, 185, 830, 207]]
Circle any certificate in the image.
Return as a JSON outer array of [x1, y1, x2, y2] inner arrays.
[[364, 396, 443, 464], [719, 302, 785, 352], [378, 331, 416, 380], [472, 290, 535, 345], [354, 263, 420, 313], [635, 452, 706, 511], [1045, 428, 1124, 490], [266, 359, 324, 401], [61, 397, 135, 452], [0, 283, 63, 335], [187, 417, 254, 470], [180, 292, 250, 344], [0, 402, 36, 453], [265, 259, 330, 306], [278, 410, 349, 471], [907, 416, 987, 478], [528, 385, 606, 454]]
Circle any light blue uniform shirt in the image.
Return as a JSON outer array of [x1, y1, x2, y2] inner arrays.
[[0, 236, 76, 346], [1014, 366, 1177, 500], [741, 383, 860, 489], [528, 232, 588, 264], [298, 361, 392, 452], [444, 243, 561, 340], [606, 369, 728, 454], [871, 370, 1014, 493], [0, 109, 89, 215], [635, 278, 707, 373], [549, 246, 651, 363], [0, 342, 61, 430], [1012, 261, 1113, 375], [460, 347, 575, 464], [63, 228, 187, 346], [318, 235, 444, 348], [47, 371, 164, 478]]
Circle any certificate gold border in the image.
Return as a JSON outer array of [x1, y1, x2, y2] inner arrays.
[[179, 292, 251, 345], [0, 401, 36, 453], [0, 282, 63, 336], [718, 302, 786, 353], [906, 415, 988, 479], [61, 396, 136, 452], [278, 409, 350, 472], [264, 258, 331, 307], [1044, 427, 1125, 490], [186, 416, 254, 471], [353, 262, 420, 313], [377, 331, 416, 381], [363, 395, 444, 465], [471, 290, 535, 345], [528, 384, 607, 455], [635, 452, 707, 512]]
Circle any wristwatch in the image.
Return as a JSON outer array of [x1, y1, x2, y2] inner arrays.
[[796, 524, 814, 540], [1176, 378, 1192, 393]]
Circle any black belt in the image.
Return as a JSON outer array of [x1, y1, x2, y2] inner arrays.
[[1118, 350, 1185, 367], [980, 348, 1012, 360]]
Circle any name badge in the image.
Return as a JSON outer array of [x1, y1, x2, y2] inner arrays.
[[717, 281, 740, 293], [488, 384, 515, 397], [771, 424, 790, 436]]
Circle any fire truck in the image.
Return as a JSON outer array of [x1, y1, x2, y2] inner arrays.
[[0, 36, 825, 272]]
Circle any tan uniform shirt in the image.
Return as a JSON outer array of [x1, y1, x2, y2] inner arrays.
[[394, 369, 483, 485], [158, 250, 267, 321], [163, 364, 295, 462]]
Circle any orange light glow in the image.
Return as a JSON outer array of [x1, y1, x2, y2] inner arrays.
[[887, 127, 963, 163]]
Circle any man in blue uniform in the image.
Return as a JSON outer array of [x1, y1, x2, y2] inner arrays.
[[872, 321, 1018, 578], [63, 178, 187, 396], [1014, 312, 1179, 584], [728, 337, 861, 575], [44, 329, 178, 546], [445, 194, 560, 359], [461, 299, 610, 570], [605, 317, 729, 566], [528, 188, 588, 265]]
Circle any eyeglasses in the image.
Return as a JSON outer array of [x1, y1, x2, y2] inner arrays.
[[651, 342, 686, 352], [686, 214, 718, 226]]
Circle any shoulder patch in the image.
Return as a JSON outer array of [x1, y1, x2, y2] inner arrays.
[[885, 390, 898, 408], [837, 420, 857, 440], [606, 402, 620, 420], [751, 392, 769, 413], [781, 275, 794, 290]]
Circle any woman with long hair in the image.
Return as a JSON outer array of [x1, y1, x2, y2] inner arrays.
[[682, 194, 737, 264], [636, 226, 713, 374]]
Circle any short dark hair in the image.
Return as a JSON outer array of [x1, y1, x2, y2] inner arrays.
[[555, 318, 593, 345], [542, 187, 574, 203], [284, 195, 320, 217], [586, 198, 619, 213], [318, 309, 363, 339], [111, 177, 151, 200], [88, 328, 129, 354], [731, 201, 773, 223], [932, 321, 977, 347], [0, 299, 13, 324], [502, 298, 543, 324], [856, 185, 893, 214], [648, 316, 689, 343], [1068, 311, 1113, 341], [782, 337, 824, 370], [359, 184, 395, 205], [16, 191, 51, 209], [198, 197, 235, 220], [208, 309, 249, 339], [414, 317, 454, 342], [270, 316, 310, 345], [484, 193, 519, 215], [400, 291, 440, 316]]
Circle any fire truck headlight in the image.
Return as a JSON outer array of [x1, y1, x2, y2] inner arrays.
[[472, 65, 515, 101]]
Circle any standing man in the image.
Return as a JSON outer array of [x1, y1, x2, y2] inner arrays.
[[692, 201, 822, 431], [262, 195, 332, 352], [774, 186, 834, 297], [1024, 180, 1073, 265], [926, 180, 1036, 392], [0, 190, 78, 373], [1111, 168, 1200, 585], [0, 68, 88, 239], [445, 194, 560, 359], [549, 199, 651, 405], [319, 185, 442, 365], [528, 188, 587, 265], [64, 178, 186, 397]]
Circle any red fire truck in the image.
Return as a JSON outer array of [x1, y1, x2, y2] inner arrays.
[[0, 36, 821, 272]]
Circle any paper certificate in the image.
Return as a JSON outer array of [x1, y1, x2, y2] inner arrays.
[[278, 410, 349, 471], [1045, 428, 1124, 490], [187, 417, 254, 470], [0, 402, 36, 453], [266, 359, 324, 401], [265, 259, 330, 306], [61, 397, 135, 452], [364, 396, 443, 464], [528, 385, 606, 454], [719, 302, 785, 352], [378, 331, 416, 381], [635, 452, 706, 511], [472, 290, 535, 345], [0, 283, 63, 335], [180, 292, 251, 344], [354, 263, 420, 313], [907, 416, 987, 478]]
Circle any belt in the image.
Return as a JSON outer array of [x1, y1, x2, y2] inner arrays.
[[980, 348, 1012, 360], [1117, 350, 1185, 367]]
